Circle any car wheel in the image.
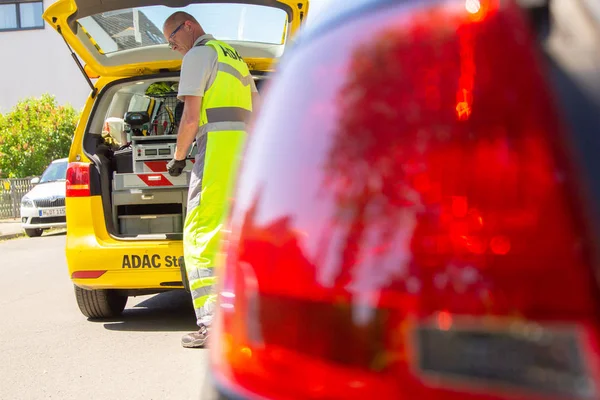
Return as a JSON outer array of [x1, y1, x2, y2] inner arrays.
[[74, 286, 128, 319], [24, 228, 43, 237]]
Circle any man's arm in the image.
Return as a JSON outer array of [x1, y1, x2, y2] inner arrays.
[[174, 95, 202, 160]]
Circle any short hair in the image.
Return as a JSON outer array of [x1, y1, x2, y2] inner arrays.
[[163, 11, 199, 31]]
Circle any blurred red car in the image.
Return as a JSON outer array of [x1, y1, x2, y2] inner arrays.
[[210, 0, 600, 399]]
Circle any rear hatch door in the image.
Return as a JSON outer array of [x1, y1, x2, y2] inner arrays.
[[43, 0, 309, 77]]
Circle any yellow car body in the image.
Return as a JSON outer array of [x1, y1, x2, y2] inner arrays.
[[43, 0, 309, 317], [64, 76, 188, 291]]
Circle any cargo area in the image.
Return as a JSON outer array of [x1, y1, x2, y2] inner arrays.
[[83, 75, 265, 239]]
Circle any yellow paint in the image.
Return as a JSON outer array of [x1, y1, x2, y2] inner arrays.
[[66, 196, 184, 290]]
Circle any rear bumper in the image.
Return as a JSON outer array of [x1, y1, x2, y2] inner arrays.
[[67, 230, 185, 289], [70, 267, 185, 290], [66, 196, 184, 290]]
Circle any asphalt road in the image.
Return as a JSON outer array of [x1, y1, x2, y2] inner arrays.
[[0, 233, 213, 400]]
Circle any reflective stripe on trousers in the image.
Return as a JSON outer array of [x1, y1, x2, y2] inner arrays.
[[183, 129, 246, 327]]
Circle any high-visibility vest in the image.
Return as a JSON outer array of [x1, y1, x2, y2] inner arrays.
[[196, 39, 253, 132]]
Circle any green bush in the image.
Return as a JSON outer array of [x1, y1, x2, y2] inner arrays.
[[0, 94, 79, 178]]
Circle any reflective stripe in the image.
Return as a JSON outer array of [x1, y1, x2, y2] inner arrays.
[[218, 62, 253, 86], [206, 107, 251, 124], [191, 285, 212, 300], [193, 293, 216, 317], [199, 122, 247, 137], [186, 38, 250, 328], [189, 276, 216, 291], [192, 292, 214, 309]]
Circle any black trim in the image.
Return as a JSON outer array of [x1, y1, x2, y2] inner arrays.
[[159, 281, 184, 287], [115, 288, 172, 296], [249, 70, 270, 77], [34, 197, 66, 208], [0, 1, 44, 32], [30, 216, 66, 224], [88, 159, 102, 196]]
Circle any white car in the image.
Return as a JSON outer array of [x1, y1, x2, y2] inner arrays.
[[20, 158, 68, 237]]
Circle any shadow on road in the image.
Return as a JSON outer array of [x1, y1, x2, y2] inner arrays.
[[102, 290, 197, 332]]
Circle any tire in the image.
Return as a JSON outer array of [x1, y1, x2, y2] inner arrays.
[[24, 228, 43, 237], [74, 286, 128, 319]]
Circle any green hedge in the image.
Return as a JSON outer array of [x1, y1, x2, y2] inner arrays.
[[0, 94, 80, 178]]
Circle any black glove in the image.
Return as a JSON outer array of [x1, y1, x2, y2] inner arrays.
[[167, 158, 186, 177]]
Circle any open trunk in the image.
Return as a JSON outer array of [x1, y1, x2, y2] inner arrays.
[[43, 0, 309, 78], [84, 73, 267, 239], [43, 0, 304, 240]]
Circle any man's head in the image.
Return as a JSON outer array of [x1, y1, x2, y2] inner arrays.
[[163, 12, 205, 55]]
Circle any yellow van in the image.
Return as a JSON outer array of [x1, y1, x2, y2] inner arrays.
[[43, 0, 309, 318]]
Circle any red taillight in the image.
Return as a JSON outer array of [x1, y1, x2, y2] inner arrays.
[[71, 270, 106, 279], [66, 162, 91, 197], [212, 1, 600, 399]]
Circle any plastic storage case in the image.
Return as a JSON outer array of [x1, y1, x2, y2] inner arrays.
[[118, 214, 182, 235], [112, 148, 133, 173]]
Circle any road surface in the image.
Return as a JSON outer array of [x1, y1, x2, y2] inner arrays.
[[0, 233, 213, 400]]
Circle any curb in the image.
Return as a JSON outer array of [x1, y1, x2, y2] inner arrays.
[[0, 228, 67, 241], [0, 233, 25, 241]]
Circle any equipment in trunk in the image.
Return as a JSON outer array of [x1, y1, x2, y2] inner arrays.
[[103, 89, 199, 237]]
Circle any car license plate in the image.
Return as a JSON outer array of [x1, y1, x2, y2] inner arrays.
[[39, 208, 66, 217]]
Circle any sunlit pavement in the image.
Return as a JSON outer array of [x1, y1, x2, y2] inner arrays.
[[0, 233, 213, 400]]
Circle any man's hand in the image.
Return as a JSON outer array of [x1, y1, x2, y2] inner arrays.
[[167, 158, 186, 177]]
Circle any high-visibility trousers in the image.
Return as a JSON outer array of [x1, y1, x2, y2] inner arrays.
[[183, 129, 246, 326]]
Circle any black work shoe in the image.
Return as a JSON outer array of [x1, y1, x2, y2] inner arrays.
[[181, 325, 210, 348]]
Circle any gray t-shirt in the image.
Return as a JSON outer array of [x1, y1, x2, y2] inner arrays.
[[177, 34, 257, 101]]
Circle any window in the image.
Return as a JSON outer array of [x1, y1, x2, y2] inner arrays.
[[0, 1, 44, 31], [0, 4, 17, 30], [40, 161, 68, 183], [78, 4, 287, 54]]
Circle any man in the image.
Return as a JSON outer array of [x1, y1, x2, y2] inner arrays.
[[163, 11, 260, 348]]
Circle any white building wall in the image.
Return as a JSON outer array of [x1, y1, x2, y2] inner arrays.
[[0, 0, 90, 113]]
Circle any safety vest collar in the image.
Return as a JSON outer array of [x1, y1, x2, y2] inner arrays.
[[193, 34, 216, 48]]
